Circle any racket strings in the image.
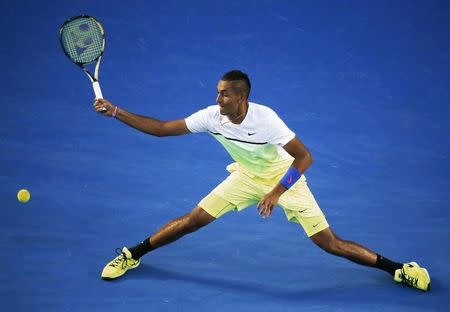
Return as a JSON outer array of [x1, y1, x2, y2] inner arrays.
[[61, 17, 104, 65]]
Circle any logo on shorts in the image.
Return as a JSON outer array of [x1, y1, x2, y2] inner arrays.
[[312, 222, 322, 228], [248, 132, 256, 136]]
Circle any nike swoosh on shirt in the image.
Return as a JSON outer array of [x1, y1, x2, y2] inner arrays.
[[248, 132, 256, 136]]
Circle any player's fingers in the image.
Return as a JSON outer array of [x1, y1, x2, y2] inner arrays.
[[259, 203, 268, 216], [261, 208, 268, 218], [257, 200, 265, 211], [263, 203, 274, 217], [94, 100, 105, 111], [260, 208, 265, 216], [94, 103, 107, 114]]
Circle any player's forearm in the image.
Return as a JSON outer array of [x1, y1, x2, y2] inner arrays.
[[115, 108, 165, 137]]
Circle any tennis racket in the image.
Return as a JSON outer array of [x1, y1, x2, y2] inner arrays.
[[60, 15, 106, 105]]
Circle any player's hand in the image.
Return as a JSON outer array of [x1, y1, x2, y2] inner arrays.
[[93, 98, 115, 117], [257, 191, 281, 218]]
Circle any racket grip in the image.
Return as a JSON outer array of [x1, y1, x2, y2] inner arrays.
[[92, 81, 103, 99]]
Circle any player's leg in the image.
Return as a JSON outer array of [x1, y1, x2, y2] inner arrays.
[[144, 205, 216, 251], [277, 180, 430, 291], [310, 225, 430, 291], [101, 205, 216, 280], [136, 168, 261, 254], [309, 226, 377, 266], [278, 183, 392, 267], [286, 210, 399, 269], [128, 195, 236, 258], [285, 210, 430, 291], [101, 168, 259, 280]]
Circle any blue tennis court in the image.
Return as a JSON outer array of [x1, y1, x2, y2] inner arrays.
[[1, 0, 449, 311]]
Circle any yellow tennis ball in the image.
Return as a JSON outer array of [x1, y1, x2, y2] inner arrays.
[[17, 189, 31, 203]]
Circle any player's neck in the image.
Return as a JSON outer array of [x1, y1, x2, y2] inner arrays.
[[229, 102, 249, 124]]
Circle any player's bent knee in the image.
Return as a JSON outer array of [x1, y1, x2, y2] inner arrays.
[[185, 206, 215, 231], [310, 228, 341, 254]]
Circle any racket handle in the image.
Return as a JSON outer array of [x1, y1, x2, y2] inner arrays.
[[92, 81, 103, 99]]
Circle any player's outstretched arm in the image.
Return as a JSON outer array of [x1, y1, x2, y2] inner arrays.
[[93, 98, 190, 137]]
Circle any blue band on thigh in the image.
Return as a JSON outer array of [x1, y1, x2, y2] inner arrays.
[[279, 166, 302, 189]]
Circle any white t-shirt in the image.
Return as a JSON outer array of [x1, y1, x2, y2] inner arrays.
[[185, 102, 296, 181]]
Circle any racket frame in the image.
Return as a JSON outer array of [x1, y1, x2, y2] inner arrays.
[[60, 15, 105, 99]]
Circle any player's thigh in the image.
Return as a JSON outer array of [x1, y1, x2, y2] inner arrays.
[[198, 171, 261, 218], [283, 209, 330, 237], [274, 180, 329, 237], [275, 181, 322, 217], [198, 193, 237, 218]]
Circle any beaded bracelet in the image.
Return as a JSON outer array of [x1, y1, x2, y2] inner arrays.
[[112, 106, 119, 118]]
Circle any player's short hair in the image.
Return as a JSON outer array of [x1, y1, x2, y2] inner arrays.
[[221, 70, 251, 99]]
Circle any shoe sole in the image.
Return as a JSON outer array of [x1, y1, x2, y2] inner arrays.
[[101, 262, 140, 281]]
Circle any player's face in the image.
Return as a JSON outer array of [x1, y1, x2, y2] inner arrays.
[[216, 80, 243, 116]]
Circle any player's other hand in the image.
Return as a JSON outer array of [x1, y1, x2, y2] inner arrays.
[[93, 98, 115, 117], [257, 191, 281, 218]]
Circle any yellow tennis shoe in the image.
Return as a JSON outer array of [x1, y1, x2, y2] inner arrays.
[[394, 262, 430, 291], [101, 247, 140, 280]]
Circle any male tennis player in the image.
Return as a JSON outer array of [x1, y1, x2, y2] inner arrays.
[[94, 70, 430, 291]]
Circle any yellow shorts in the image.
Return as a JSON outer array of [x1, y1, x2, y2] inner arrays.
[[198, 166, 329, 237]]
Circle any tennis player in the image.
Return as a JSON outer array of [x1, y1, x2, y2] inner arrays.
[[94, 70, 430, 291]]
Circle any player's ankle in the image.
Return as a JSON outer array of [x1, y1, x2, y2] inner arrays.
[[128, 238, 154, 260], [376, 254, 403, 276]]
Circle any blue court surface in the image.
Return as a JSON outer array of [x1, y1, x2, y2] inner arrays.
[[1, 1, 449, 311]]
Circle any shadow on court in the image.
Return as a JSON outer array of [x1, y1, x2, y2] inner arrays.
[[111, 263, 437, 307]]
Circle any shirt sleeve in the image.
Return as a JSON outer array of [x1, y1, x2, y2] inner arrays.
[[266, 110, 296, 146], [185, 107, 213, 133]]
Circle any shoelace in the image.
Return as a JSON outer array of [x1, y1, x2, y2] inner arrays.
[[108, 248, 130, 269], [400, 268, 419, 288]]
